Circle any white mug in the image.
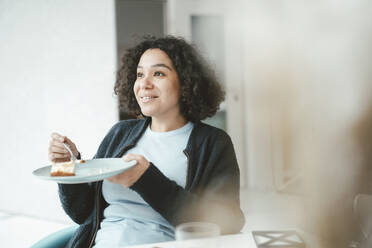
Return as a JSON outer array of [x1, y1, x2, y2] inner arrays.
[[175, 222, 221, 241]]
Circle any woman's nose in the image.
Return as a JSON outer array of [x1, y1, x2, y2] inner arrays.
[[139, 75, 154, 89]]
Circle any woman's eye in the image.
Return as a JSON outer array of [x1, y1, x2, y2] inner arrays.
[[137, 72, 143, 78], [154, 71, 165, 77]]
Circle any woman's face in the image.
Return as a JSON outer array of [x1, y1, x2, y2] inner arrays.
[[134, 48, 181, 120]]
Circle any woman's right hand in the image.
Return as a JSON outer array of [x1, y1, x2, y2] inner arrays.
[[48, 132, 79, 163]]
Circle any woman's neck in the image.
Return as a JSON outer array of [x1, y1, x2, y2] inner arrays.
[[150, 115, 187, 132]]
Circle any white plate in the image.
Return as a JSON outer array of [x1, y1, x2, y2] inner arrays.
[[32, 158, 137, 184]]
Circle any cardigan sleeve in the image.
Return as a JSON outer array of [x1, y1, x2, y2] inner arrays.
[[130, 131, 245, 234], [58, 183, 95, 224], [57, 122, 121, 224]]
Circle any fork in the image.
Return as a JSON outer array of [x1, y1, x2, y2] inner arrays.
[[63, 143, 77, 161]]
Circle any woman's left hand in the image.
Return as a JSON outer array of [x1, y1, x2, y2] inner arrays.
[[107, 153, 150, 187]]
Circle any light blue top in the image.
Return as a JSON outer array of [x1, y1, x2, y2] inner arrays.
[[93, 122, 194, 247]]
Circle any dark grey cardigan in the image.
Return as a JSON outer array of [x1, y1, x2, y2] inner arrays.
[[58, 118, 245, 248]]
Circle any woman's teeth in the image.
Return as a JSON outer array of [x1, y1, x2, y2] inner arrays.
[[141, 96, 157, 102]]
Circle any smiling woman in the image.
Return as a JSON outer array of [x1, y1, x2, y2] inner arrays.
[[50, 35, 244, 248]]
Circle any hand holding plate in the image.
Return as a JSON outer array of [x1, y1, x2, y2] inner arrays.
[[107, 153, 150, 187]]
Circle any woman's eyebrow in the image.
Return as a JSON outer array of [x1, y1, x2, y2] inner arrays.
[[137, 64, 172, 71], [151, 64, 172, 71]]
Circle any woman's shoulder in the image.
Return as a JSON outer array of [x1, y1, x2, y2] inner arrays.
[[96, 118, 148, 157], [109, 118, 147, 132], [194, 121, 230, 137], [117, 118, 146, 126], [192, 121, 232, 144], [101, 118, 148, 142]]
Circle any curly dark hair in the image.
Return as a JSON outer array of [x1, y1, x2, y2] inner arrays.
[[114, 35, 225, 123]]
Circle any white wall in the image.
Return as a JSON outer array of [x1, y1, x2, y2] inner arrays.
[[0, 0, 117, 222]]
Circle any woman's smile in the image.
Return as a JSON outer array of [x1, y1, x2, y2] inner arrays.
[[139, 95, 159, 103]]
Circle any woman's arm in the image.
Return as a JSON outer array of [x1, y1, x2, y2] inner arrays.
[[58, 183, 95, 224], [54, 122, 121, 224], [130, 132, 245, 234], [49, 132, 96, 224]]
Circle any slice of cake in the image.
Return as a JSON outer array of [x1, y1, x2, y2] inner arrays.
[[50, 160, 76, 177]]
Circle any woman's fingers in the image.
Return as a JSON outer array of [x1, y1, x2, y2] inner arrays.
[[108, 154, 150, 187], [51, 132, 65, 142], [123, 153, 149, 168], [64, 136, 79, 157], [49, 140, 69, 162], [123, 153, 146, 164], [50, 134, 67, 150], [48, 152, 70, 163], [123, 153, 138, 163], [48, 143, 67, 153], [49, 152, 70, 159], [49, 132, 79, 162], [64, 136, 74, 146]]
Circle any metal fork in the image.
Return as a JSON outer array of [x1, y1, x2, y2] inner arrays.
[[63, 143, 77, 161]]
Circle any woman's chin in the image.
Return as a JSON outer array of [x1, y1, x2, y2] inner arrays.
[[140, 109, 155, 118]]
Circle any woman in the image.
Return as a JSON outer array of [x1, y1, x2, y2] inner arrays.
[[49, 36, 245, 248]]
